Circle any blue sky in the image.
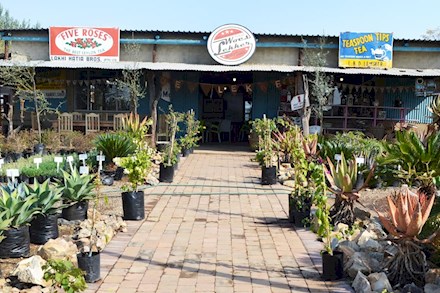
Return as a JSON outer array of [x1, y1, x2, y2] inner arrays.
[[2, 0, 439, 39]]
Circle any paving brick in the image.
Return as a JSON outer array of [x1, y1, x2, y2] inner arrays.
[[92, 147, 353, 292]]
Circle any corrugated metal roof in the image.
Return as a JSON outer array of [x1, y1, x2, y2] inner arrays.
[[0, 28, 436, 42], [1, 60, 440, 76]]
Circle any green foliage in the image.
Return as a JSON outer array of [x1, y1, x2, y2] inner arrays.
[[57, 169, 95, 204], [43, 259, 87, 293], [28, 179, 64, 215], [179, 110, 201, 150], [121, 113, 152, 145], [94, 132, 137, 165], [251, 117, 277, 167], [163, 106, 185, 166], [0, 182, 39, 228], [117, 148, 153, 192], [0, 4, 41, 29], [1, 154, 61, 178], [0, 210, 14, 242], [378, 130, 440, 185], [42, 129, 62, 154], [162, 143, 180, 167]]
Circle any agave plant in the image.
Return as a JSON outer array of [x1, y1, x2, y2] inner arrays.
[[0, 182, 39, 228], [324, 152, 374, 226], [57, 169, 95, 205], [428, 94, 440, 123], [0, 211, 14, 242], [376, 185, 438, 287], [28, 179, 64, 215]]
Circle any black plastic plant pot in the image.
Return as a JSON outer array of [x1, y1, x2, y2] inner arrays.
[[288, 195, 311, 227], [322, 250, 344, 281], [77, 252, 101, 283], [261, 166, 277, 185], [30, 213, 59, 245], [0, 226, 30, 258], [159, 163, 175, 183], [182, 148, 191, 157], [34, 143, 45, 155], [122, 191, 145, 220], [114, 167, 124, 181], [62, 201, 89, 221]]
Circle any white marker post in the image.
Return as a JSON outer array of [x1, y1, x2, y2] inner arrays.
[[96, 152, 105, 172], [66, 156, 74, 172], [79, 153, 88, 167], [79, 166, 89, 175], [6, 169, 19, 183], [355, 157, 365, 166], [54, 156, 63, 172], [33, 157, 43, 169], [0, 158, 4, 170], [334, 154, 342, 172]]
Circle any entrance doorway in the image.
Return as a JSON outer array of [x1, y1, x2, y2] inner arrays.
[[199, 72, 253, 143]]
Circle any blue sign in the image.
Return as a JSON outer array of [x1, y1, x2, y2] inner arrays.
[[339, 32, 393, 68]]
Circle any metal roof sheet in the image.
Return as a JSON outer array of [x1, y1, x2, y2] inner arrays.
[[1, 60, 440, 76], [0, 28, 436, 42]]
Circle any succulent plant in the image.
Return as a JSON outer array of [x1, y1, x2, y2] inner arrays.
[[28, 179, 64, 215], [57, 169, 95, 205], [324, 152, 374, 226], [376, 184, 438, 287]]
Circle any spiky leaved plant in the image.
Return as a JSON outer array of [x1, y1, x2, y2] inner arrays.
[[324, 152, 374, 226], [376, 184, 438, 287], [428, 94, 440, 123]]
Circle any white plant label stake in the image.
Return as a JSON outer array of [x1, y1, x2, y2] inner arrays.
[[79, 153, 88, 166], [97, 152, 105, 172], [66, 156, 74, 172], [356, 157, 365, 166], [6, 168, 19, 182], [54, 156, 63, 172], [0, 158, 4, 170], [33, 157, 43, 169], [79, 166, 89, 175]]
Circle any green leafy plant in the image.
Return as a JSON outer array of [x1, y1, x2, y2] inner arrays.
[[116, 148, 153, 192], [121, 112, 152, 145], [43, 259, 87, 293], [162, 106, 184, 167], [28, 179, 64, 215], [179, 109, 201, 150], [57, 169, 95, 205], [0, 182, 39, 228], [428, 94, 440, 123], [94, 132, 137, 169], [324, 152, 374, 226], [0, 211, 14, 242], [251, 117, 277, 167], [378, 130, 440, 186], [42, 129, 62, 154]]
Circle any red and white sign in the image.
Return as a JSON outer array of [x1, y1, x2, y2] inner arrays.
[[50, 27, 120, 62], [207, 24, 256, 66]]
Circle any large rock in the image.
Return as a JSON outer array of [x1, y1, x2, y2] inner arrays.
[[37, 238, 78, 265], [367, 272, 392, 292], [337, 245, 356, 266], [353, 207, 371, 221], [357, 230, 377, 247], [346, 252, 372, 278], [352, 271, 372, 293], [11, 256, 49, 287], [339, 240, 360, 252], [426, 268, 440, 285], [361, 238, 382, 252], [366, 221, 387, 239], [425, 283, 440, 293]]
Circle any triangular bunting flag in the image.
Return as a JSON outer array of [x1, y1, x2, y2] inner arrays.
[[200, 83, 212, 96], [258, 82, 268, 93]]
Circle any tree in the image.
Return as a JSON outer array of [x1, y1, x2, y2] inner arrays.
[[0, 65, 50, 142], [116, 44, 146, 115], [301, 37, 334, 135], [422, 27, 440, 40]]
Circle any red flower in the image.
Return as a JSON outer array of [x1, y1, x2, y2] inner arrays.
[[86, 38, 93, 44], [91, 43, 96, 48], [70, 41, 76, 47], [76, 38, 82, 43]]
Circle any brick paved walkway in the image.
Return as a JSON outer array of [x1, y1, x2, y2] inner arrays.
[[86, 145, 353, 293]]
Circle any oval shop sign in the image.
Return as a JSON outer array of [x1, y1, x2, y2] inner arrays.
[[207, 24, 256, 66]]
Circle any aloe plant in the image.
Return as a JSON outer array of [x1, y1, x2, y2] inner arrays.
[[428, 94, 440, 123], [376, 185, 438, 287], [57, 169, 95, 205], [324, 152, 374, 226], [0, 211, 14, 242], [121, 113, 152, 145], [28, 179, 64, 215], [0, 182, 39, 228]]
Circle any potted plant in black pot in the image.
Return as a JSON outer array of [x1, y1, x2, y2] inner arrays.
[[58, 168, 95, 221], [0, 181, 39, 258], [159, 106, 184, 183], [252, 116, 277, 185], [179, 109, 201, 157], [76, 173, 105, 283], [117, 147, 153, 220], [28, 179, 64, 244]]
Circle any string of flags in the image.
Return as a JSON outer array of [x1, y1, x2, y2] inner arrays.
[[336, 83, 415, 94]]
